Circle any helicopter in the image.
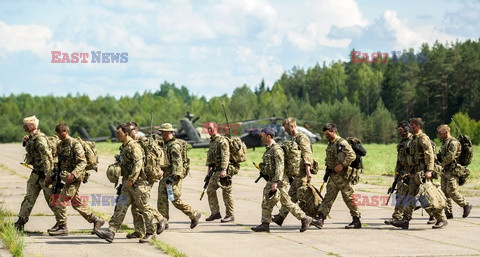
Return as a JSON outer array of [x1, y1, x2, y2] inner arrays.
[[77, 124, 119, 142]]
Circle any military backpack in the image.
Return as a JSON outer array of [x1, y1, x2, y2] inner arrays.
[[345, 137, 367, 184], [176, 138, 191, 179], [281, 140, 301, 177], [457, 135, 474, 166], [138, 136, 169, 184], [418, 181, 447, 210], [76, 137, 99, 172], [226, 136, 247, 164], [297, 183, 323, 218]]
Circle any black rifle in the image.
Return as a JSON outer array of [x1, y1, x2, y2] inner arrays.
[[200, 166, 214, 200], [114, 183, 123, 211], [253, 162, 269, 183], [386, 172, 400, 205], [319, 167, 332, 195], [52, 159, 64, 195]]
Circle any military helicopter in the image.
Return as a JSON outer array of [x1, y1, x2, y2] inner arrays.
[[77, 124, 119, 142]]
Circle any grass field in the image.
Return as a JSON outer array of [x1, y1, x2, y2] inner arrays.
[[96, 142, 480, 194]]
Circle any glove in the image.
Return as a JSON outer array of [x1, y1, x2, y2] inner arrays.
[[166, 175, 176, 185]]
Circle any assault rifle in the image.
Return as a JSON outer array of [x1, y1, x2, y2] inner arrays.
[[200, 166, 214, 200]]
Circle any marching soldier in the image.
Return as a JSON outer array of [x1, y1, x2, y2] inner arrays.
[[385, 121, 413, 225], [273, 117, 313, 226], [95, 124, 160, 243], [125, 121, 166, 239], [251, 127, 312, 233], [204, 122, 236, 223], [315, 123, 361, 229], [392, 118, 448, 229], [14, 116, 66, 233], [157, 123, 201, 229], [437, 124, 472, 219], [48, 123, 105, 236]]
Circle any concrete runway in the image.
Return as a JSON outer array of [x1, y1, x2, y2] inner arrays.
[[0, 143, 479, 257]]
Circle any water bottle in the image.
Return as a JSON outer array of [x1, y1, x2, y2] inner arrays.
[[166, 184, 174, 201]]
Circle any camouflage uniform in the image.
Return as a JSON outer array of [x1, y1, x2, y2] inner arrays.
[[108, 138, 159, 234], [157, 138, 198, 221], [131, 138, 165, 237], [53, 137, 95, 224], [18, 131, 66, 225], [318, 135, 360, 218], [400, 132, 446, 222], [439, 136, 467, 213], [205, 134, 235, 217], [260, 142, 306, 223], [278, 132, 313, 219], [391, 133, 413, 220]]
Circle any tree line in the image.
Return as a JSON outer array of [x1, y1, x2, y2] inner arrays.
[[1, 39, 480, 144]]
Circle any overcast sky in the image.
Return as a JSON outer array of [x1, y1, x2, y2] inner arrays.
[[0, 0, 478, 99]]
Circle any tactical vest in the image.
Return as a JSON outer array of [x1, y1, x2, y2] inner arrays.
[[24, 131, 54, 172], [440, 137, 461, 171], [408, 132, 434, 172], [396, 133, 412, 174], [57, 137, 84, 173], [119, 139, 147, 181], [325, 137, 350, 170], [262, 143, 284, 181]]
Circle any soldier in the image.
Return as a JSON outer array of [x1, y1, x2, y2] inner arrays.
[[437, 124, 473, 219], [272, 117, 313, 226], [95, 124, 160, 243], [157, 123, 201, 229], [47, 123, 105, 236], [392, 118, 448, 229], [124, 121, 166, 239], [204, 122, 236, 223], [315, 123, 361, 229], [14, 116, 67, 233], [385, 121, 413, 225], [251, 127, 312, 233]]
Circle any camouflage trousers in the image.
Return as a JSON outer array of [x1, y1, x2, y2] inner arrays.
[[109, 180, 160, 234], [441, 170, 467, 213], [58, 179, 95, 223], [261, 180, 306, 223], [392, 181, 409, 220], [400, 174, 445, 222], [18, 172, 66, 225], [131, 183, 164, 237], [318, 171, 361, 218], [207, 171, 234, 217], [157, 178, 197, 221], [278, 175, 307, 218]]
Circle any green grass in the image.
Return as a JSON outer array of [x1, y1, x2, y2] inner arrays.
[[150, 239, 187, 257], [0, 203, 26, 257]]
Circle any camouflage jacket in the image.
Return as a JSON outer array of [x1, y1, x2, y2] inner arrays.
[[164, 138, 184, 178], [119, 138, 145, 184], [293, 132, 313, 173], [261, 142, 284, 182], [439, 136, 461, 170], [205, 134, 230, 170], [409, 132, 435, 172], [325, 135, 355, 170], [24, 130, 53, 175], [395, 133, 413, 174], [55, 136, 86, 179]]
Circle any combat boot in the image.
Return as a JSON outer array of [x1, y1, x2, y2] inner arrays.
[[48, 224, 68, 236], [312, 213, 324, 229], [157, 218, 167, 235], [384, 219, 398, 225], [139, 233, 155, 243], [205, 212, 221, 221], [190, 213, 201, 229], [427, 216, 436, 224], [94, 228, 115, 243], [126, 231, 143, 239], [47, 222, 60, 233], [91, 216, 105, 234], [432, 220, 448, 229], [463, 203, 473, 218], [445, 210, 453, 219], [300, 216, 313, 232], [345, 216, 361, 229], [221, 216, 235, 223], [392, 218, 409, 229], [251, 223, 270, 232], [14, 217, 26, 231], [272, 214, 284, 226]]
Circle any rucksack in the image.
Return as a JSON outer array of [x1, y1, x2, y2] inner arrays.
[[457, 135, 473, 166], [76, 137, 99, 172], [281, 140, 301, 177], [46, 135, 60, 159], [345, 137, 366, 184], [138, 137, 168, 184], [226, 136, 247, 163], [175, 138, 191, 179], [297, 183, 323, 218]]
